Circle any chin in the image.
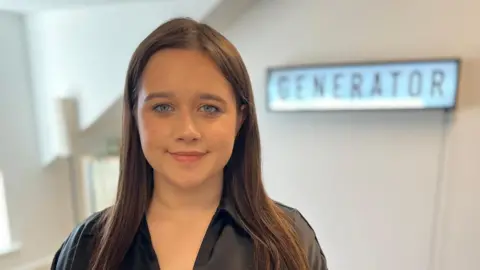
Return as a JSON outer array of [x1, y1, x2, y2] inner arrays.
[[152, 157, 223, 190], [172, 180, 207, 190], [166, 171, 213, 189]]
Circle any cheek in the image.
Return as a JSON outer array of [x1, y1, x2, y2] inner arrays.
[[206, 120, 237, 153], [137, 112, 168, 149]]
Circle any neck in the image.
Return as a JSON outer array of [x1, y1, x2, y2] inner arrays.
[[148, 172, 223, 221]]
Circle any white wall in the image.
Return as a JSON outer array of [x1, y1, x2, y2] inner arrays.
[[223, 1, 480, 270], [0, 12, 74, 270], [24, 0, 221, 165], [2, 0, 477, 269]]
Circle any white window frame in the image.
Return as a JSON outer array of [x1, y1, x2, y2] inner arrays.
[[82, 156, 120, 216], [0, 171, 21, 256]]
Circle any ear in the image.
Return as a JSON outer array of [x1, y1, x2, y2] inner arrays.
[[236, 104, 247, 134]]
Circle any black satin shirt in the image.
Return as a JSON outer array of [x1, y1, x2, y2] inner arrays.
[[51, 199, 328, 270]]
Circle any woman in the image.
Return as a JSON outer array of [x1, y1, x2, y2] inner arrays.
[[51, 17, 328, 270]]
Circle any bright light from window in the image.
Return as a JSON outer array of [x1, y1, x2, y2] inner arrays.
[[85, 156, 119, 214], [0, 171, 12, 253]]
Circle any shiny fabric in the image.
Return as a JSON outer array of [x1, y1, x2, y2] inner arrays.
[[51, 199, 328, 270]]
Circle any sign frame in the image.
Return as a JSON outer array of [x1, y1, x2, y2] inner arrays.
[[265, 58, 461, 112]]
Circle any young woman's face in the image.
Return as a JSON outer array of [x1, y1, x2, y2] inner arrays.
[[137, 49, 242, 189]]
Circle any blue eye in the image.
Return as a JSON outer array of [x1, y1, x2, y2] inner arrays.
[[200, 105, 220, 113], [153, 104, 173, 112]]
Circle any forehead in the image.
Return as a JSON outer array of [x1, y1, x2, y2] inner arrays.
[[141, 49, 233, 98]]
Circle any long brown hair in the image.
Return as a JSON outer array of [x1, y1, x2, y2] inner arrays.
[[90, 17, 309, 270]]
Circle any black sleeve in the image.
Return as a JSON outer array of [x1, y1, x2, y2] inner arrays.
[[292, 209, 328, 270], [51, 210, 105, 270], [50, 241, 64, 270], [50, 223, 95, 270]]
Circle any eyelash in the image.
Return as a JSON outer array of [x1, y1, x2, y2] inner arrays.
[[199, 104, 220, 114], [152, 104, 174, 113], [152, 104, 221, 114]]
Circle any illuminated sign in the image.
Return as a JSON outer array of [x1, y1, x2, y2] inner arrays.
[[266, 59, 460, 111]]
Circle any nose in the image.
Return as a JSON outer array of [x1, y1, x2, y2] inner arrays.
[[175, 112, 201, 142]]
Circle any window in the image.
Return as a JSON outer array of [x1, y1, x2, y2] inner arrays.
[[84, 156, 120, 215], [0, 171, 13, 254]]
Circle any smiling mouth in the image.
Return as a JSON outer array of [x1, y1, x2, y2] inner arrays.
[[169, 151, 206, 162]]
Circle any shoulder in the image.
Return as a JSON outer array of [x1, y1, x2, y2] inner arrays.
[[274, 201, 315, 240], [51, 209, 108, 270], [274, 201, 329, 270]]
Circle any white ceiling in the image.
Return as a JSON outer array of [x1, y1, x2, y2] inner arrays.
[[0, 0, 172, 13]]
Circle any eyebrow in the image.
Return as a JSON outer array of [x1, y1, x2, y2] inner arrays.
[[144, 91, 227, 104], [198, 93, 227, 104], [144, 92, 173, 102]]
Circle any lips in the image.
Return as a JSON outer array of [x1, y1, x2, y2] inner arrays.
[[169, 151, 206, 162]]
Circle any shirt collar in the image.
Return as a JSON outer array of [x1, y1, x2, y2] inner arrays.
[[139, 194, 247, 237], [217, 194, 244, 227]]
